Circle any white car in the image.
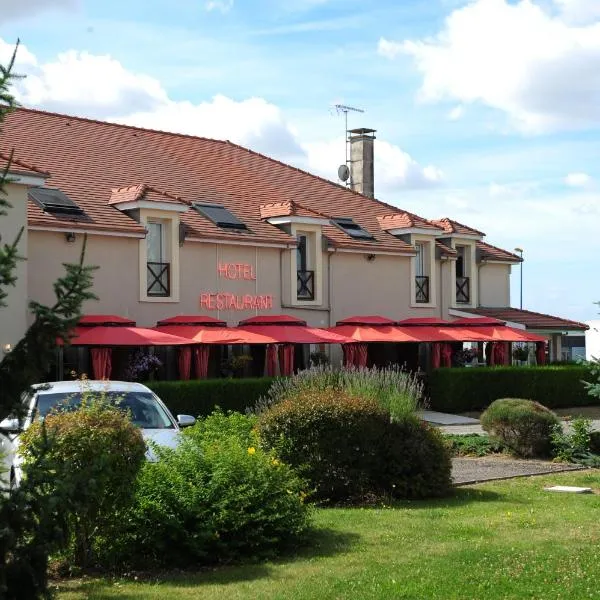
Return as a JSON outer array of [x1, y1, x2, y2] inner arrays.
[[0, 380, 196, 490]]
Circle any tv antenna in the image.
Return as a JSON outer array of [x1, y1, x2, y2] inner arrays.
[[333, 104, 365, 185]]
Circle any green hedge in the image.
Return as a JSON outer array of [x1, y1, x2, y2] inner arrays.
[[145, 378, 275, 417], [428, 366, 595, 413]]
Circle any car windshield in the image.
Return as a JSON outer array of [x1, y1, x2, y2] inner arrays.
[[35, 391, 175, 429]]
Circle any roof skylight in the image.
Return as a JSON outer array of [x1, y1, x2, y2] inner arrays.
[[331, 217, 374, 240], [29, 187, 84, 215], [193, 202, 248, 231]]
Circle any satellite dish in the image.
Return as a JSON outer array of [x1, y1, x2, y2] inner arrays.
[[338, 164, 350, 182]]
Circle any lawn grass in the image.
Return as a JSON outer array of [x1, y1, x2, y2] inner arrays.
[[55, 471, 600, 600]]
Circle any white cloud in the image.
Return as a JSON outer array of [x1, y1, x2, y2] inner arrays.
[[16, 50, 168, 118], [381, 0, 600, 133], [447, 105, 464, 120], [303, 137, 444, 194], [555, 0, 600, 25], [565, 172, 593, 186], [3, 37, 441, 191], [0, 0, 78, 22], [121, 95, 306, 162], [205, 0, 234, 13]]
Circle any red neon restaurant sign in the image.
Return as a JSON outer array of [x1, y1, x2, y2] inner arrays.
[[200, 263, 273, 311]]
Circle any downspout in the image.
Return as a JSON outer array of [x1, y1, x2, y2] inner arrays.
[[439, 258, 445, 319], [328, 250, 334, 327], [477, 260, 485, 308]]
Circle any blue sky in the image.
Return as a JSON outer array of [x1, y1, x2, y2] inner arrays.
[[1, 0, 599, 322]]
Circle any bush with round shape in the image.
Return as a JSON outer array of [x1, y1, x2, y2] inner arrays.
[[19, 397, 146, 569], [258, 389, 451, 503], [480, 398, 560, 458], [102, 410, 311, 569]]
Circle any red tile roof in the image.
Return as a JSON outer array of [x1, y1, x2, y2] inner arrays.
[[477, 241, 522, 263], [259, 200, 328, 220], [109, 184, 185, 206], [1, 107, 418, 253], [462, 307, 589, 331], [377, 212, 443, 232], [0, 151, 50, 177], [430, 218, 485, 237]]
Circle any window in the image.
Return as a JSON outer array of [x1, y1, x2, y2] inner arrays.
[[193, 202, 248, 231], [296, 233, 314, 300], [414, 242, 429, 303], [455, 245, 470, 304], [146, 221, 170, 297], [331, 217, 374, 240], [297, 234, 307, 271], [29, 187, 84, 215]]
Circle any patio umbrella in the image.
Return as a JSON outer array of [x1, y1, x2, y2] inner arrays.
[[70, 326, 192, 346], [157, 315, 226, 327]]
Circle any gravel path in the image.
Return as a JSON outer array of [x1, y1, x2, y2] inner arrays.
[[452, 456, 585, 485]]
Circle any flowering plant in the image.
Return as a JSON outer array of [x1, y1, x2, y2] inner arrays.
[[124, 350, 162, 382]]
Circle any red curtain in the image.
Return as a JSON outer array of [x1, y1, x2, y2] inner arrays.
[[91, 347, 112, 380], [491, 342, 509, 366], [266, 344, 279, 377], [431, 342, 441, 369], [536, 341, 546, 365], [178, 346, 192, 380], [193, 346, 209, 379], [441, 343, 452, 367], [279, 344, 295, 376], [355, 343, 368, 368], [342, 344, 356, 368]]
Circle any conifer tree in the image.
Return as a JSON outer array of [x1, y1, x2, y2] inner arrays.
[[0, 42, 97, 599], [0, 42, 96, 423]]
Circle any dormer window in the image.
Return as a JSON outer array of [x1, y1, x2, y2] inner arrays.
[[331, 217, 373, 240], [29, 187, 84, 215], [193, 202, 248, 231]]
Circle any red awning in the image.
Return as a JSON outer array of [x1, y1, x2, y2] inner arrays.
[[157, 315, 227, 327], [154, 325, 268, 345], [70, 326, 192, 346], [57, 314, 137, 345], [78, 314, 136, 327], [239, 315, 307, 326], [237, 325, 353, 345], [328, 324, 423, 343], [398, 317, 450, 326], [336, 315, 396, 326]]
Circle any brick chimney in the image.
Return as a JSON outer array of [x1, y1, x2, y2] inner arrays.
[[349, 128, 376, 198]]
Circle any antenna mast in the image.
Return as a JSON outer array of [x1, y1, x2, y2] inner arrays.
[[334, 103, 365, 168]]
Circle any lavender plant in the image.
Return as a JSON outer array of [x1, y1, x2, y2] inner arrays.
[[254, 365, 425, 422]]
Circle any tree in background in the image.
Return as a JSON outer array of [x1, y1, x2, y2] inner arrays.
[[0, 42, 97, 599]]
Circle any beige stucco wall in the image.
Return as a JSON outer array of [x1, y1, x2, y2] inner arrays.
[[28, 230, 140, 322], [27, 229, 513, 333], [478, 263, 511, 307], [0, 183, 29, 350]]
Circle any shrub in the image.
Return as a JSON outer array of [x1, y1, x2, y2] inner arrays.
[[258, 365, 424, 422], [551, 418, 600, 466], [443, 434, 505, 457], [428, 366, 593, 413], [258, 388, 451, 503], [19, 396, 146, 569], [480, 399, 560, 458], [101, 411, 311, 568], [145, 378, 274, 417]]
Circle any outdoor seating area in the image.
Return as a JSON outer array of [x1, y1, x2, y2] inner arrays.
[[54, 313, 548, 382]]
